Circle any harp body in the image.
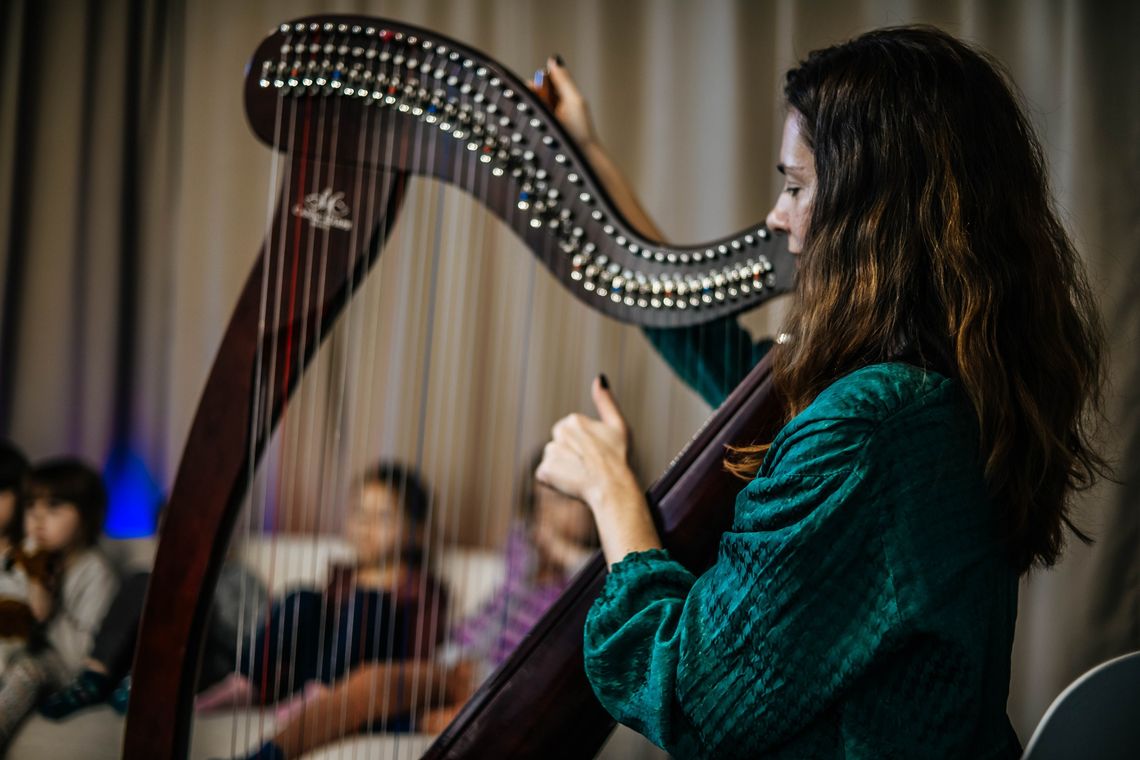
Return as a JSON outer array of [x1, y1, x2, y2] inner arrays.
[[125, 16, 793, 758]]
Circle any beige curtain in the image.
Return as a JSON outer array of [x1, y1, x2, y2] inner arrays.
[[2, 0, 1138, 749]]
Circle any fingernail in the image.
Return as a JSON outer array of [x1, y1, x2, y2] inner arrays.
[[554, 53, 565, 67], [534, 69, 544, 86], [599, 373, 609, 390]]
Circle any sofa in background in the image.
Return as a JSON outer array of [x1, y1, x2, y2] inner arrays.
[[6, 536, 665, 759]]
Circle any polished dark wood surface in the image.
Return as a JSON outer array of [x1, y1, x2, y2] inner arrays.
[[124, 161, 408, 757], [425, 355, 784, 758], [239, 16, 794, 328]]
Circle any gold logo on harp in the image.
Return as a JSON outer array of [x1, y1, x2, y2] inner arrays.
[[292, 188, 353, 231]]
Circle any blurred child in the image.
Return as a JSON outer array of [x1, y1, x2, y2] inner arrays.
[[0, 458, 118, 746], [38, 510, 267, 719], [196, 461, 448, 720], [0, 441, 41, 669], [0, 442, 29, 559], [446, 470, 597, 679], [232, 455, 599, 760]]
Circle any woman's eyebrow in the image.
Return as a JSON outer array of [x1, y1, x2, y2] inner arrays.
[[777, 163, 806, 175]]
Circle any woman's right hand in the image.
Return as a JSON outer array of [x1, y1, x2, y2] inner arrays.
[[529, 57, 598, 150], [529, 56, 666, 241]]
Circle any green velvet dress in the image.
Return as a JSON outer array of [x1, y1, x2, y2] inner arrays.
[[582, 321, 1022, 758]]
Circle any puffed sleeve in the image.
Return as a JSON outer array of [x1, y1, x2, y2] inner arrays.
[[642, 318, 773, 408], [583, 416, 905, 758]]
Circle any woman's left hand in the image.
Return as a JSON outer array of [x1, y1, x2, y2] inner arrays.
[[537, 375, 635, 508], [537, 376, 663, 566]]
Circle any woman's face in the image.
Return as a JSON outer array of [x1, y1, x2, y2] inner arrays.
[[25, 497, 84, 553], [347, 481, 410, 565], [765, 110, 816, 256]]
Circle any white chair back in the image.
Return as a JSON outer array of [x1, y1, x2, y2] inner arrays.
[[1022, 650, 1140, 760]]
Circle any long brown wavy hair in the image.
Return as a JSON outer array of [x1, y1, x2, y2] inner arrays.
[[727, 26, 1108, 574]]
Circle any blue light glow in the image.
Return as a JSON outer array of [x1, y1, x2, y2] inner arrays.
[[102, 444, 163, 538]]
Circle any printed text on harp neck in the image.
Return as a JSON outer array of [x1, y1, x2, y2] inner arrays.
[[293, 187, 354, 231]]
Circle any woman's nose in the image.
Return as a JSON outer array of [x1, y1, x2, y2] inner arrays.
[[766, 202, 789, 235]]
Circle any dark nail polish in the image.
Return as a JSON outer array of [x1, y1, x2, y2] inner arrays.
[[554, 53, 565, 67], [599, 373, 609, 389]]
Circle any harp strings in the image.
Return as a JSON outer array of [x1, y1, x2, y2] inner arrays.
[[227, 51, 293, 758], [222, 23, 663, 756], [376, 29, 468, 738], [265, 73, 311, 736], [401, 84, 448, 737], [309, 52, 377, 749], [231, 53, 300, 753], [277, 63, 332, 735], [354, 29, 405, 743], [330, 32, 396, 747], [444, 58, 505, 727], [297, 65, 345, 729], [374, 78, 417, 739], [418, 49, 511, 728], [416, 84, 464, 730]]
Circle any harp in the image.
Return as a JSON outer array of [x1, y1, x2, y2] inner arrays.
[[124, 15, 792, 759]]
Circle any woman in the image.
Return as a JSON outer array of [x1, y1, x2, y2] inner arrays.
[[534, 26, 1106, 758]]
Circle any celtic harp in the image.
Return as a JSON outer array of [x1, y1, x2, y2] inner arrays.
[[125, 15, 793, 760]]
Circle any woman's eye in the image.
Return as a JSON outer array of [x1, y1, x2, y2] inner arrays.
[[784, 186, 801, 198]]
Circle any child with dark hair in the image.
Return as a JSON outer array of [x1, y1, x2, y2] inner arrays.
[[0, 442, 28, 553], [446, 452, 597, 675], [37, 506, 268, 719], [196, 461, 447, 724], [225, 454, 600, 760], [0, 458, 118, 746], [0, 441, 42, 666]]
